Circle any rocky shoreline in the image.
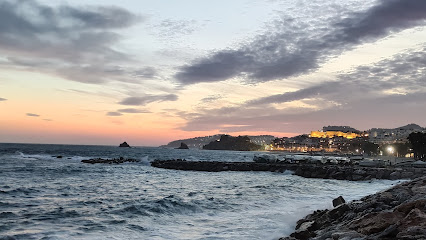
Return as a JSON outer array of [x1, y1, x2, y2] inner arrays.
[[150, 159, 426, 180], [280, 176, 426, 240]]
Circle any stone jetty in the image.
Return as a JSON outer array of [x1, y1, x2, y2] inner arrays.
[[280, 176, 426, 240], [81, 157, 139, 164], [150, 159, 426, 181]]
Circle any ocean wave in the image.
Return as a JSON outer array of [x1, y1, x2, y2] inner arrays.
[[32, 208, 81, 221], [112, 195, 202, 218], [0, 212, 17, 219], [0, 187, 40, 195], [114, 205, 151, 217], [150, 195, 201, 214]]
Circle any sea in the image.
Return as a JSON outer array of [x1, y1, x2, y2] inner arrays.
[[0, 143, 403, 240]]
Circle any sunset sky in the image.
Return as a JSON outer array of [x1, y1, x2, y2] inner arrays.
[[0, 0, 426, 146]]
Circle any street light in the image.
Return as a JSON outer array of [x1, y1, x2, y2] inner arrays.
[[387, 146, 394, 155], [387, 146, 395, 165]]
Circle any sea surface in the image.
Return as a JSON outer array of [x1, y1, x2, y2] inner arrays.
[[0, 143, 402, 240]]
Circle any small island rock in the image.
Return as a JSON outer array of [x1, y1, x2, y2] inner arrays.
[[176, 142, 189, 149], [119, 142, 131, 148]]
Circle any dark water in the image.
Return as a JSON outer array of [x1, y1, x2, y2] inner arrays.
[[0, 143, 400, 240]]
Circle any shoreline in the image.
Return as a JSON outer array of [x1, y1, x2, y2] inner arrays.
[[279, 176, 426, 240], [151, 160, 426, 238], [151, 160, 426, 181]]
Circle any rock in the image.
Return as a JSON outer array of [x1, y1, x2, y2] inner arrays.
[[353, 169, 367, 175], [176, 142, 189, 149], [119, 142, 131, 148], [389, 171, 401, 180], [352, 174, 364, 181], [349, 211, 403, 235], [331, 230, 364, 240], [328, 203, 350, 220], [81, 157, 139, 164], [56, 155, 63, 158], [333, 196, 346, 207], [396, 226, 426, 240], [291, 221, 316, 240]]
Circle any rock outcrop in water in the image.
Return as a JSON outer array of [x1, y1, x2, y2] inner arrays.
[[119, 142, 131, 148], [176, 142, 189, 149], [81, 157, 139, 164], [279, 176, 426, 240]]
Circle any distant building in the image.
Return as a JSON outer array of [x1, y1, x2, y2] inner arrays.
[[368, 124, 425, 144], [310, 131, 360, 139], [248, 135, 276, 146]]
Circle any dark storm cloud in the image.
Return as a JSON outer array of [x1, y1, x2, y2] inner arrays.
[[0, 0, 148, 84], [26, 113, 40, 117], [247, 84, 338, 106], [106, 112, 123, 116], [119, 94, 178, 106], [245, 44, 426, 107], [0, 97, 7, 101], [178, 44, 426, 132], [175, 0, 426, 85]]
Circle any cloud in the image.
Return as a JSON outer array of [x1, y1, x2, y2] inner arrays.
[[200, 95, 222, 103], [246, 84, 338, 106], [132, 67, 158, 79], [0, 0, 152, 84], [174, 0, 426, 85], [117, 108, 151, 113], [106, 112, 123, 116], [0, 97, 7, 101], [119, 94, 178, 106], [178, 44, 426, 133], [153, 19, 199, 39], [26, 113, 40, 117], [245, 43, 426, 107]]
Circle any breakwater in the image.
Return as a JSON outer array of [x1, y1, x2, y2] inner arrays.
[[151, 159, 426, 181]]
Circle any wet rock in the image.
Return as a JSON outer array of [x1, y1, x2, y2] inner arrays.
[[281, 177, 426, 240], [351, 174, 364, 181], [332, 196, 346, 207], [81, 157, 139, 164], [328, 204, 350, 220], [291, 221, 316, 240], [331, 230, 364, 240], [389, 171, 401, 180], [119, 142, 131, 148], [349, 211, 402, 235], [176, 142, 189, 149]]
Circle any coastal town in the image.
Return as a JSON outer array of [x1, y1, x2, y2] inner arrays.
[[163, 123, 426, 164]]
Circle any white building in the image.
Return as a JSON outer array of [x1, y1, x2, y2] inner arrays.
[[368, 124, 425, 144]]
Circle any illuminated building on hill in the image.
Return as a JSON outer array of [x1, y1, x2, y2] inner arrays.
[[309, 131, 360, 139]]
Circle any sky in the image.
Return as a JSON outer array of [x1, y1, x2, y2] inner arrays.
[[0, 0, 426, 146]]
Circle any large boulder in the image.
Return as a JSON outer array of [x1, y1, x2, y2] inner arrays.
[[333, 196, 346, 207]]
